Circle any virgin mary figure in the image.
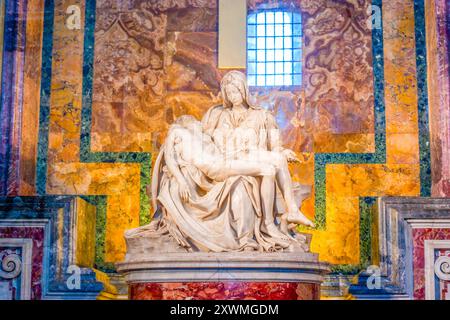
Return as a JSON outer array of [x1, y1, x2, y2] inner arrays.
[[125, 71, 313, 254]]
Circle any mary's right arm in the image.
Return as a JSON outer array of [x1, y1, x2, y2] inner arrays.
[[201, 105, 224, 136]]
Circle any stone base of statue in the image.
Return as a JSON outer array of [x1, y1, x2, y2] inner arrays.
[[116, 250, 330, 300]]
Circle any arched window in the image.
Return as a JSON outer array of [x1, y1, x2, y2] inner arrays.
[[247, 10, 302, 87]]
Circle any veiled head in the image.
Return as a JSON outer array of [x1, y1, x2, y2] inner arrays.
[[220, 71, 257, 109]]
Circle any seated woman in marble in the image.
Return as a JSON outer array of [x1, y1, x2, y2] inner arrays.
[[202, 71, 314, 229], [166, 115, 314, 229]]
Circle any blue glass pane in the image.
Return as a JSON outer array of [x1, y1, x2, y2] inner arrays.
[[283, 49, 292, 61], [266, 50, 275, 61], [275, 37, 283, 48], [257, 24, 265, 36], [293, 62, 301, 73], [266, 37, 275, 49], [257, 12, 265, 24], [248, 25, 256, 37], [284, 12, 292, 23], [293, 37, 301, 49], [275, 24, 283, 36], [248, 37, 256, 49], [293, 23, 302, 36], [257, 50, 265, 61], [293, 74, 301, 85], [257, 63, 265, 74], [257, 37, 265, 49], [274, 49, 284, 61], [284, 24, 292, 36], [266, 75, 275, 85], [248, 13, 256, 24], [284, 75, 292, 86], [275, 74, 283, 85], [248, 50, 256, 62], [284, 37, 292, 48], [293, 13, 301, 24], [275, 62, 283, 73], [293, 49, 301, 61], [248, 75, 256, 86], [257, 75, 265, 86], [274, 12, 284, 23], [248, 62, 256, 74], [284, 62, 292, 73]]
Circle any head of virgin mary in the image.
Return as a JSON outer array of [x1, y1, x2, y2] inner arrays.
[[220, 71, 259, 110]]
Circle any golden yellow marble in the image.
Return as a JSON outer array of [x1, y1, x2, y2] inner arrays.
[[75, 197, 96, 267], [313, 134, 376, 154], [383, 0, 419, 136], [18, 0, 45, 195], [386, 133, 420, 164]]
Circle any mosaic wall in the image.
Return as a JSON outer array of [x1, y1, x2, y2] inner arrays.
[[1, 0, 441, 274]]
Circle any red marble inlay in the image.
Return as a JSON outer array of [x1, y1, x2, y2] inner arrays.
[[437, 249, 450, 300], [0, 227, 45, 300], [129, 282, 319, 300], [412, 228, 450, 300]]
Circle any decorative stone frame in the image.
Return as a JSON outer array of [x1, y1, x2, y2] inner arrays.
[[350, 197, 450, 299], [0, 238, 32, 299], [424, 240, 450, 300]]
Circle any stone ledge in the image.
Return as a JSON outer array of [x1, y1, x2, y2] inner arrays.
[[116, 252, 330, 284]]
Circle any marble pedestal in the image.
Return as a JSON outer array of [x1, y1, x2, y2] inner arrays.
[[116, 252, 330, 300]]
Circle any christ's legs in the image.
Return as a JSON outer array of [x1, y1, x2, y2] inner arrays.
[[260, 174, 290, 241], [245, 150, 315, 227], [225, 160, 276, 177], [274, 154, 315, 227]]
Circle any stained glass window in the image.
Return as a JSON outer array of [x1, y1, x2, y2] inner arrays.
[[247, 10, 302, 87]]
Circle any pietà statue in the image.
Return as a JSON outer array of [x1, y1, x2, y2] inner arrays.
[[125, 71, 314, 255]]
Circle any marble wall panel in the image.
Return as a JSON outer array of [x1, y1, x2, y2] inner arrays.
[[301, 0, 375, 153]]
